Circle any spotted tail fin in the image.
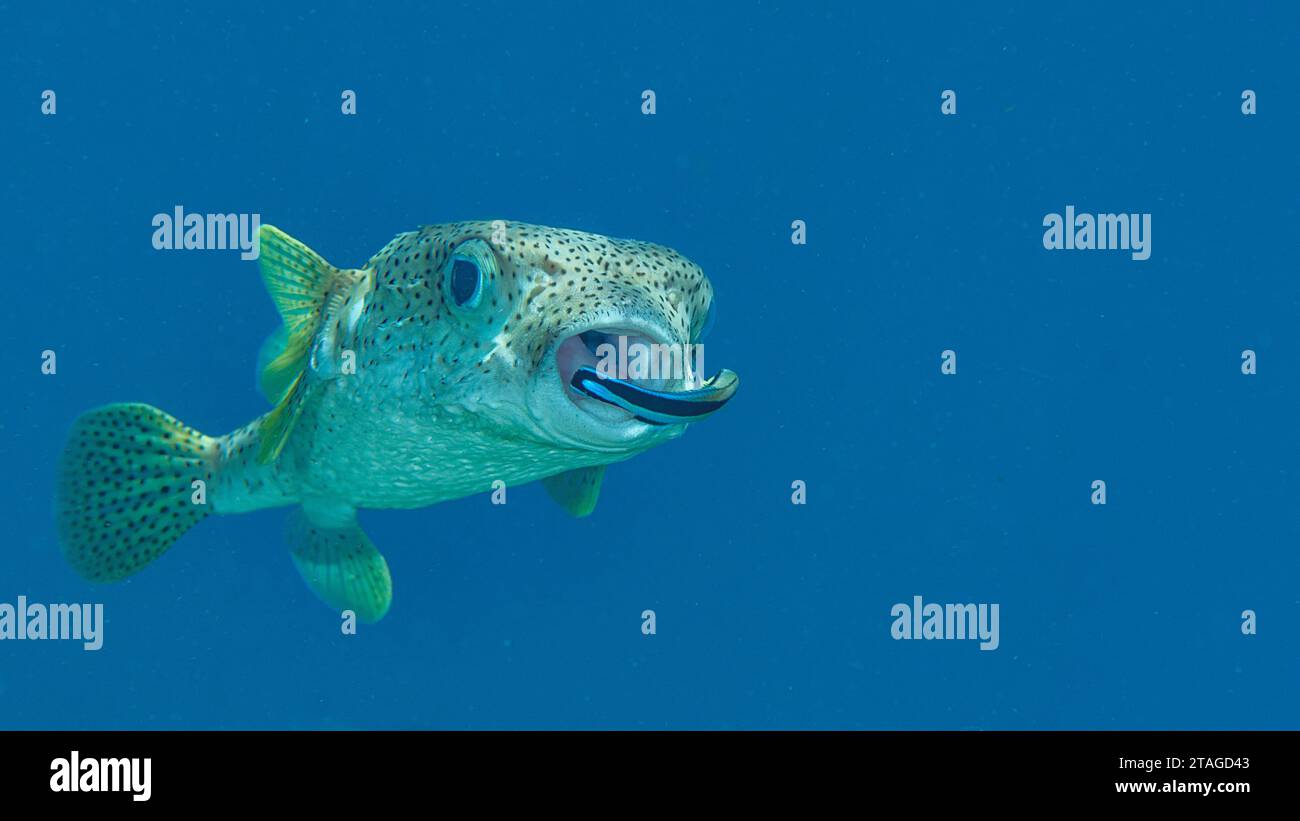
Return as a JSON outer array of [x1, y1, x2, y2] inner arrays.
[[56, 403, 218, 582]]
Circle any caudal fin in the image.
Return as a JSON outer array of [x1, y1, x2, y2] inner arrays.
[[56, 403, 218, 582]]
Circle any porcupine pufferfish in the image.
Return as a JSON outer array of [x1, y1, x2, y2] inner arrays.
[[55, 221, 739, 621]]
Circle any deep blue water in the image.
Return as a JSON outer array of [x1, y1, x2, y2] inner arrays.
[[2, 2, 1297, 729]]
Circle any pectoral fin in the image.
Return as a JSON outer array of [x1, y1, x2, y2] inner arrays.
[[257, 370, 309, 464], [255, 324, 293, 404], [287, 505, 392, 623], [255, 225, 361, 464], [258, 225, 342, 400], [541, 465, 605, 517]]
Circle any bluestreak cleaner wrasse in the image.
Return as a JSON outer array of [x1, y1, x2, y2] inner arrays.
[[55, 221, 739, 621]]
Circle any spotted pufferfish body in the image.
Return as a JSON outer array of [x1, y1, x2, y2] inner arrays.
[[56, 221, 737, 622]]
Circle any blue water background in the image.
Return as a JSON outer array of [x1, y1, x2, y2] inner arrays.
[[1, 2, 1297, 728]]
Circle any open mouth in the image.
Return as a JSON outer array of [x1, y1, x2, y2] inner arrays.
[[554, 326, 739, 426]]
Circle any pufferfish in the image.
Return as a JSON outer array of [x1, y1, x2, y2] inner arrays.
[[55, 221, 738, 621]]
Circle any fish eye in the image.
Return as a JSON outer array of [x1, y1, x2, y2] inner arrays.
[[450, 258, 481, 307], [443, 238, 498, 314]]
